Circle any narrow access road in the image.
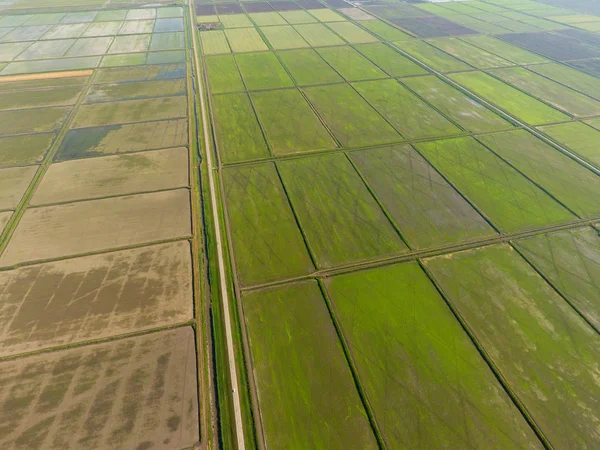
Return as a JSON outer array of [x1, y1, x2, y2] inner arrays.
[[187, 2, 247, 449]]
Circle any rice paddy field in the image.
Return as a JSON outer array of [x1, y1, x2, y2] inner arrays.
[[2, 0, 600, 448], [195, 0, 600, 448]]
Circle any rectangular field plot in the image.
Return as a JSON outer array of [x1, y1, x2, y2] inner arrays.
[[395, 39, 472, 73], [294, 23, 345, 47], [0, 189, 191, 266], [302, 84, 401, 147], [55, 119, 187, 161], [427, 37, 513, 69], [224, 28, 268, 52], [0, 241, 192, 355], [354, 42, 427, 78], [514, 227, 600, 330], [354, 79, 462, 140], [401, 75, 511, 133], [460, 35, 548, 64], [200, 30, 231, 55], [326, 21, 378, 44], [0, 327, 199, 449], [235, 52, 294, 90], [251, 89, 336, 155], [278, 154, 407, 268], [223, 164, 314, 285], [83, 21, 122, 37], [0, 165, 36, 210], [0, 211, 10, 233], [93, 63, 185, 84], [108, 34, 151, 53], [1, 56, 100, 75], [325, 263, 541, 449], [32, 147, 188, 205], [416, 138, 575, 233], [212, 93, 269, 163], [477, 130, 600, 219], [425, 245, 600, 449], [359, 19, 413, 41], [66, 36, 113, 56], [538, 122, 600, 168], [261, 25, 309, 49], [150, 31, 185, 51], [449, 72, 569, 125], [14, 39, 75, 60], [248, 12, 287, 27], [316, 46, 387, 81], [243, 281, 378, 449], [0, 107, 69, 136], [276, 48, 343, 85], [528, 63, 600, 102], [71, 96, 187, 128], [85, 79, 186, 103], [350, 145, 495, 249], [279, 10, 317, 25], [0, 133, 51, 167], [489, 67, 600, 118], [499, 31, 600, 62], [206, 55, 244, 94]]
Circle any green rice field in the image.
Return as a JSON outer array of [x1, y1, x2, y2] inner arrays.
[[2, 0, 600, 448]]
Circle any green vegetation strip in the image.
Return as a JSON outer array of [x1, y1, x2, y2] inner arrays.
[[350, 145, 495, 250]]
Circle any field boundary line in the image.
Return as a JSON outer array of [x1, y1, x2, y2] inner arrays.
[[241, 218, 598, 293], [417, 260, 553, 449], [188, 1, 247, 449]]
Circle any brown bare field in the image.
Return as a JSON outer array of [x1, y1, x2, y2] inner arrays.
[[0, 165, 37, 210], [0, 70, 92, 83], [0, 327, 200, 449], [0, 189, 191, 266], [70, 96, 188, 129], [0, 211, 11, 233], [32, 148, 189, 205], [0, 241, 192, 356]]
